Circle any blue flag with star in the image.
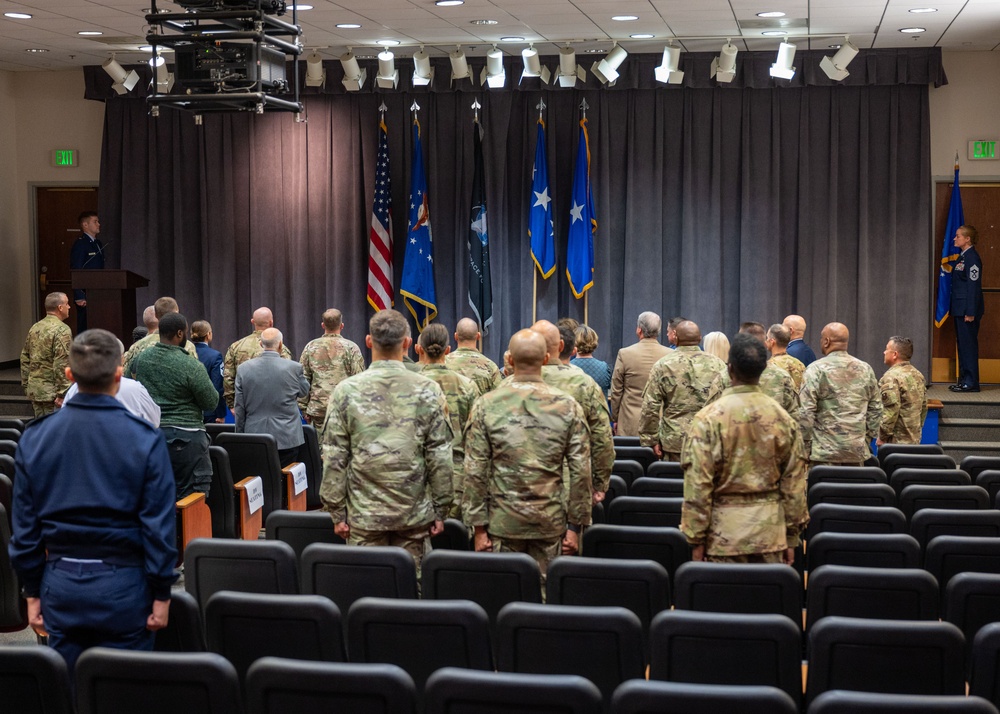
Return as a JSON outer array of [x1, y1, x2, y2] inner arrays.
[[529, 118, 555, 278], [934, 164, 964, 327], [566, 117, 596, 298], [400, 116, 438, 331]]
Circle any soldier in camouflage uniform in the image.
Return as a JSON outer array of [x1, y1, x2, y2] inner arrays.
[[298, 308, 365, 442], [639, 321, 728, 462], [415, 323, 477, 521], [463, 329, 592, 583], [877, 336, 928, 446], [766, 323, 806, 391], [20, 292, 72, 417], [681, 335, 808, 564], [123, 297, 197, 378], [531, 320, 614, 501], [320, 309, 453, 573], [223, 306, 293, 410], [798, 322, 882, 466], [445, 317, 503, 396], [706, 323, 798, 413]]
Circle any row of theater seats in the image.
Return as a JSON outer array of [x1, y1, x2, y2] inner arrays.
[[6, 645, 998, 714]]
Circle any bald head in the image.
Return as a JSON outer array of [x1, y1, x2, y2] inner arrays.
[[509, 330, 548, 372], [531, 320, 561, 362], [674, 320, 702, 347], [820, 322, 849, 354], [142, 305, 158, 330], [782, 314, 806, 340], [253, 307, 274, 330], [260, 328, 282, 351], [455, 317, 480, 345]]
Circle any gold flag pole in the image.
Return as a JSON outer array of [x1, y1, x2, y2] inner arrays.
[[584, 293, 589, 325], [533, 271, 538, 324]]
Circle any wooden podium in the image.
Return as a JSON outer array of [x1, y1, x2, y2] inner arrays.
[[71, 269, 149, 342]]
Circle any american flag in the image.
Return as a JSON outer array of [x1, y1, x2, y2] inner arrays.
[[367, 118, 393, 312]]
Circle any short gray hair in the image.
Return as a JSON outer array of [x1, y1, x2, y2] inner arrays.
[[369, 310, 409, 350], [637, 311, 661, 338]]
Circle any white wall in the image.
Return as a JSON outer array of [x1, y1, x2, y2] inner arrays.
[[930, 51, 1000, 178], [0, 69, 104, 362]]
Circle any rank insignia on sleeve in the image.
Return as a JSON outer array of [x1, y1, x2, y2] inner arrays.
[[970, 265, 980, 281]]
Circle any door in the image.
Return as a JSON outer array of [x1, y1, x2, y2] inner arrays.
[[36, 186, 99, 335], [931, 181, 1000, 383]]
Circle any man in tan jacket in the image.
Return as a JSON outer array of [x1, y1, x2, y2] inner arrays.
[[610, 312, 671, 436]]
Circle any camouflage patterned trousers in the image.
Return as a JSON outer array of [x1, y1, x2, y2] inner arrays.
[[705, 552, 785, 564], [31, 400, 58, 418], [492, 536, 562, 597], [349, 524, 430, 579]]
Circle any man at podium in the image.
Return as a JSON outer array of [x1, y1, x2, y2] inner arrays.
[[69, 211, 104, 333]]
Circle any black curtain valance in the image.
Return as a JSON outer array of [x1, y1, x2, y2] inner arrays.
[[83, 47, 946, 102]]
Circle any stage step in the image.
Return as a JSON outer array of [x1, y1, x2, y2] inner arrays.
[[927, 384, 1000, 463]]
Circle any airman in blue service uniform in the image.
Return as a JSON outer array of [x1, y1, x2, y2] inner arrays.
[[69, 211, 105, 333], [950, 224, 984, 392]]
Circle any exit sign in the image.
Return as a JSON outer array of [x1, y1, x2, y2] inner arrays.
[[968, 140, 997, 161], [51, 149, 77, 167]]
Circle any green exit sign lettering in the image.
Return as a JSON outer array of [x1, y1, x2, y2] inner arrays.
[[968, 140, 997, 161], [50, 149, 78, 167]]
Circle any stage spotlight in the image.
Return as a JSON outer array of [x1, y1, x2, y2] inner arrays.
[[520, 45, 550, 84], [450, 46, 471, 84], [103, 56, 140, 95], [554, 45, 585, 87], [592, 43, 627, 85], [305, 51, 325, 87], [710, 41, 737, 83], [413, 48, 434, 86], [148, 54, 174, 92], [654, 44, 684, 84], [481, 46, 505, 88], [340, 49, 366, 91], [769, 41, 797, 79], [820, 39, 858, 81], [376, 48, 398, 89]]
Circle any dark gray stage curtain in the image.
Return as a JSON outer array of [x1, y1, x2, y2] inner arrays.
[[92, 53, 935, 372]]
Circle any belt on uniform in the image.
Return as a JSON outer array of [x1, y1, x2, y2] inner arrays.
[[49, 558, 114, 573], [714, 491, 780, 505]]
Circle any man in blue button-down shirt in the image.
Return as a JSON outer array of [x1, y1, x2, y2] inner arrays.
[[9, 329, 177, 676]]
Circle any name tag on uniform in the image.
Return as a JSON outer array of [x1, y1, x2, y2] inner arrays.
[[245, 476, 264, 514], [290, 462, 308, 495]]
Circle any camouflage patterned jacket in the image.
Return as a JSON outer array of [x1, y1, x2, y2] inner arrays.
[[298, 333, 365, 420], [123, 331, 197, 379], [223, 330, 293, 409], [680, 385, 809, 555], [20, 315, 71, 403], [320, 360, 453, 530], [540, 364, 615, 493], [706, 364, 799, 414], [639, 346, 728, 454], [798, 350, 882, 463], [770, 353, 806, 391], [462, 376, 592, 539], [445, 347, 503, 396], [879, 361, 928, 444], [419, 364, 478, 488]]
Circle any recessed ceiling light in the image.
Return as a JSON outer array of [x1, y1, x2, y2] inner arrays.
[[500, 36, 524, 41], [78, 30, 103, 36], [377, 40, 400, 46], [757, 11, 786, 18], [584, 48, 606, 54], [899, 27, 925, 33], [436, 0, 464, 5], [4, 12, 32, 19], [828, 44, 842, 49], [471, 19, 499, 25], [25, 48, 48, 53], [139, 45, 154, 51], [289, 4, 312, 9], [630, 33, 654, 39], [336, 23, 361, 29], [612, 15, 638, 21], [908, 7, 938, 13], [762, 30, 787, 36]]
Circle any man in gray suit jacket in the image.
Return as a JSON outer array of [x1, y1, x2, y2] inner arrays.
[[234, 327, 310, 467]]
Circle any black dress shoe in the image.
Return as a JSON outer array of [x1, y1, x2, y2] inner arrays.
[[949, 384, 965, 392], [950, 384, 980, 392]]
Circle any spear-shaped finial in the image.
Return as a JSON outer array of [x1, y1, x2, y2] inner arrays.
[[378, 101, 387, 115], [579, 98, 589, 119], [411, 100, 420, 113], [471, 98, 481, 122], [536, 97, 546, 119]]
